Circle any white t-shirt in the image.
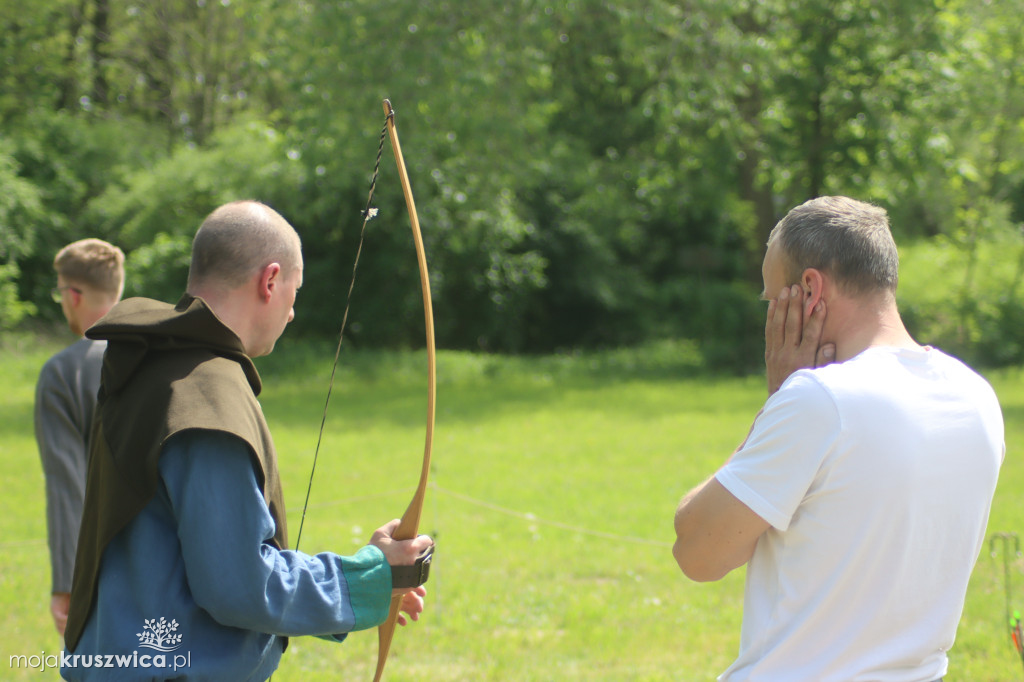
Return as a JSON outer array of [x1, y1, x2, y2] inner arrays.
[[716, 346, 1004, 682]]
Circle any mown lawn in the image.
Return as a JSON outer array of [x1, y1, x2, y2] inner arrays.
[[2, 335, 1022, 680]]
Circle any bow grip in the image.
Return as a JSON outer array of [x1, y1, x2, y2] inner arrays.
[[389, 544, 433, 589]]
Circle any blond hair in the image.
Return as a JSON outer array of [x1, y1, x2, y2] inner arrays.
[[54, 238, 126, 297]]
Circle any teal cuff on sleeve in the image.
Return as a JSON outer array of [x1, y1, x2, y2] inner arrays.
[[341, 544, 392, 631]]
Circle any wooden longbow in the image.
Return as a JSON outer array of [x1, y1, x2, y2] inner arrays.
[[372, 98, 437, 682], [293, 99, 436, 682]]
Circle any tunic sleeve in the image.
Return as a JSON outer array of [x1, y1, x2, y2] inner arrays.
[[158, 430, 393, 636]]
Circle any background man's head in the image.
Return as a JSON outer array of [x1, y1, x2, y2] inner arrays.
[[53, 238, 125, 335], [767, 196, 899, 298]]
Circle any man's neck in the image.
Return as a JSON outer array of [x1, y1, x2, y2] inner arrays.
[[187, 287, 253, 354], [829, 298, 921, 363], [76, 303, 117, 338]]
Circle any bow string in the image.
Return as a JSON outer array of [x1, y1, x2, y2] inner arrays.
[[294, 100, 436, 682]]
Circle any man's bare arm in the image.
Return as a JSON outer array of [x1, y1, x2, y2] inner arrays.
[[672, 476, 771, 582]]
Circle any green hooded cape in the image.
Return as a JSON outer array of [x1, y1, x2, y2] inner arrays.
[[65, 294, 288, 650]]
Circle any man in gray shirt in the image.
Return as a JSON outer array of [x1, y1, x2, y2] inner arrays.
[[34, 238, 124, 636]]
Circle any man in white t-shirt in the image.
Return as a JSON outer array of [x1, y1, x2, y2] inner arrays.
[[673, 196, 1004, 682]]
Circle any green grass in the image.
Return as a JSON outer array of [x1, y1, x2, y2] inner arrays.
[[2, 334, 1023, 680]]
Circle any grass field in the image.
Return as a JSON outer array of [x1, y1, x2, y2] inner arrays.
[[2, 334, 1023, 680]]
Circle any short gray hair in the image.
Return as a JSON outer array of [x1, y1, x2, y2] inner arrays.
[[768, 196, 898, 295], [188, 201, 301, 289]]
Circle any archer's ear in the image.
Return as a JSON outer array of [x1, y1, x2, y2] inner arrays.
[[257, 263, 282, 302], [801, 268, 825, 316]]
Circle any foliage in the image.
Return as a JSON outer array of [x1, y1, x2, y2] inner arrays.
[[0, 262, 37, 330], [1, 0, 1023, 365], [87, 116, 307, 303], [899, 226, 1024, 367], [3, 110, 163, 322], [0, 141, 43, 328]]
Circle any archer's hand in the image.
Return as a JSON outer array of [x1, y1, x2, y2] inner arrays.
[[765, 285, 835, 395], [396, 586, 426, 626], [370, 520, 434, 591]]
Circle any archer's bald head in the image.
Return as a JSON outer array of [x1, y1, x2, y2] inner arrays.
[[187, 201, 302, 292]]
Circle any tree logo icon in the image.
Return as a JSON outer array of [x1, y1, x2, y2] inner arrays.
[[136, 617, 184, 652]]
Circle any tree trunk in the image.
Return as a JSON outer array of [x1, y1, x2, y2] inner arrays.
[[58, 0, 88, 110], [90, 0, 110, 107]]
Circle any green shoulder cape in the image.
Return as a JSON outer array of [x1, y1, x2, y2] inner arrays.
[[65, 294, 288, 650]]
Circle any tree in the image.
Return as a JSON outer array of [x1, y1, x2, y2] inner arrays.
[[0, 141, 44, 328], [5, 0, 1024, 367]]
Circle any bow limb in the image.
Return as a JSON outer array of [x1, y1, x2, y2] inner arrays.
[[373, 99, 437, 682]]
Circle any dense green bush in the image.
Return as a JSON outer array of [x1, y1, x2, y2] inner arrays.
[[3, 0, 1024, 372], [5, 110, 162, 322], [0, 140, 44, 328], [87, 117, 307, 304], [899, 232, 1024, 368]]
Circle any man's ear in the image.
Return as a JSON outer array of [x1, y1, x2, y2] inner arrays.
[[68, 287, 84, 309], [258, 263, 282, 303], [801, 268, 825, 316]]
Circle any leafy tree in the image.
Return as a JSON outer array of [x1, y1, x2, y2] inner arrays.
[[0, 141, 44, 328], [4, 0, 1024, 368]]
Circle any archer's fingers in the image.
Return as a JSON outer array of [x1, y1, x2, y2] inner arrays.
[[370, 519, 402, 545], [411, 534, 434, 554], [396, 589, 425, 626], [389, 536, 433, 567]]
